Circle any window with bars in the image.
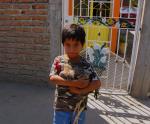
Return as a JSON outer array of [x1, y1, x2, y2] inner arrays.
[[74, 0, 111, 17]]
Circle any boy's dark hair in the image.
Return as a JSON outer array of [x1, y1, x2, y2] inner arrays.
[[62, 24, 86, 46]]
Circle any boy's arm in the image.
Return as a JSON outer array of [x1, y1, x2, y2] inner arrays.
[[69, 80, 101, 95], [49, 75, 89, 88]]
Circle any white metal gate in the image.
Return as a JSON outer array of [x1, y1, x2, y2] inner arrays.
[[62, 0, 145, 94]]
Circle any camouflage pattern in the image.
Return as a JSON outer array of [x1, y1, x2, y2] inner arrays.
[[49, 55, 99, 112]]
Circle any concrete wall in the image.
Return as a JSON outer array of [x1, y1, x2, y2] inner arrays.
[[48, 0, 62, 87], [49, 0, 62, 65], [131, 0, 150, 98]]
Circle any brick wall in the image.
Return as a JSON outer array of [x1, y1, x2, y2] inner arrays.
[[0, 0, 51, 84]]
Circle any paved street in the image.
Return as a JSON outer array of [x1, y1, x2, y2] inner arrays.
[[0, 82, 150, 124]]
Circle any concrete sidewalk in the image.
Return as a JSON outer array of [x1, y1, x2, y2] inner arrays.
[[0, 82, 150, 124]]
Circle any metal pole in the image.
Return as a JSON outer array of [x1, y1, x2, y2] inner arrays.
[[90, 0, 94, 19]]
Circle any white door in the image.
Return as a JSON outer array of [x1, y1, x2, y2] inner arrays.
[[62, 0, 145, 94]]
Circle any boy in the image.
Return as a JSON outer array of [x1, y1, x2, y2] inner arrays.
[[49, 24, 101, 124]]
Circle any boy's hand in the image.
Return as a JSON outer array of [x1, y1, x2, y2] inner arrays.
[[69, 87, 89, 95], [74, 80, 89, 89], [69, 87, 81, 95], [50, 75, 89, 88]]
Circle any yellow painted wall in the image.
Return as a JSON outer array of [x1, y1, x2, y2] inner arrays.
[[83, 24, 109, 47]]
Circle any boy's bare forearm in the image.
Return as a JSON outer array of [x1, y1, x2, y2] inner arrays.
[[49, 75, 76, 87], [50, 75, 89, 88], [82, 80, 101, 94], [69, 80, 101, 95]]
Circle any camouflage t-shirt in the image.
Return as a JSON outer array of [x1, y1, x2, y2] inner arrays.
[[49, 55, 99, 112]]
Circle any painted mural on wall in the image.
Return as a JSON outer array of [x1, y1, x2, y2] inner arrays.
[[73, 17, 135, 29]]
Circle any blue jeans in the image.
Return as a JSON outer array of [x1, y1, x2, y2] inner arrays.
[[53, 111, 86, 124]]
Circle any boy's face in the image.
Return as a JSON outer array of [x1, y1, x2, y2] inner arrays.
[[64, 39, 83, 59]]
